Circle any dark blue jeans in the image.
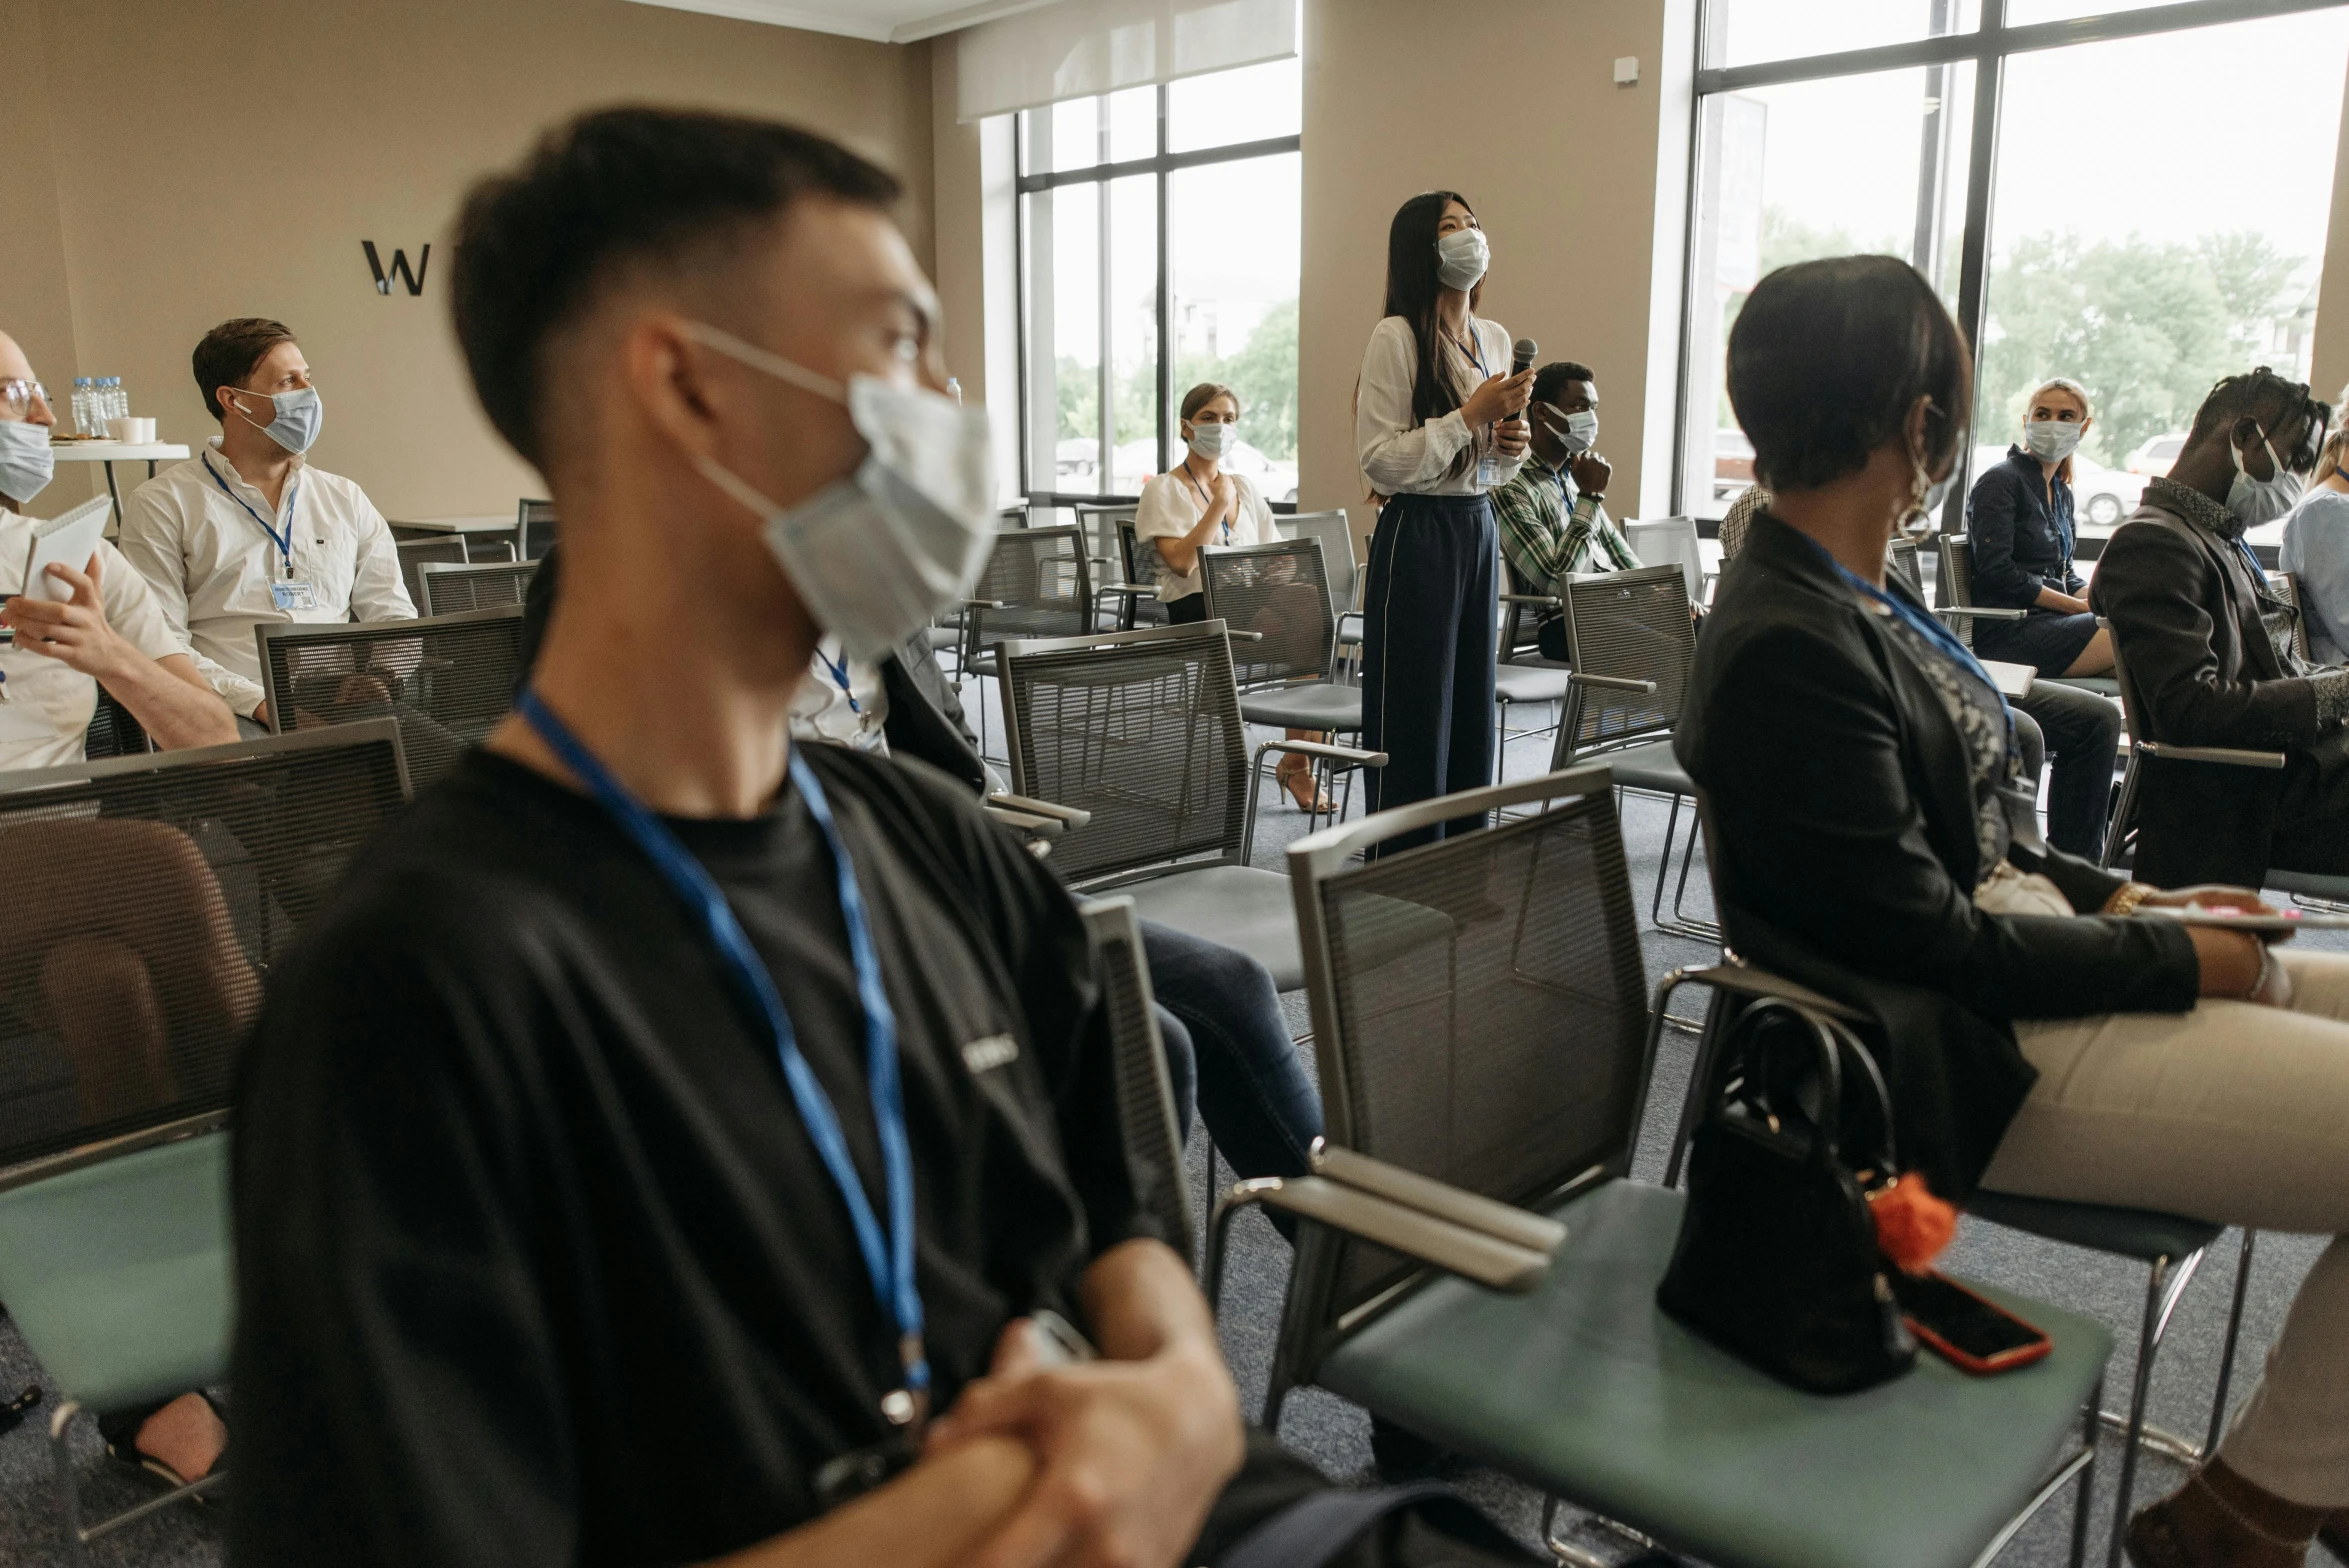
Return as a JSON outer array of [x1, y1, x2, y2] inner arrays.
[[1139, 920, 1321, 1180]]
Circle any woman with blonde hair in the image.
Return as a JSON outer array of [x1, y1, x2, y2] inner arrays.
[[1965, 375, 2113, 677]]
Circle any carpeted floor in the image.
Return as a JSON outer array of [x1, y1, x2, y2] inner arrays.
[[0, 691, 2330, 1565]]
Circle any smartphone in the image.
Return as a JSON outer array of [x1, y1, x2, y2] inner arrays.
[[1896, 1271, 2052, 1375]]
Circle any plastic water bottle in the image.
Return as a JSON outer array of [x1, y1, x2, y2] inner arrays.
[[71, 379, 92, 438], [105, 378, 128, 427]]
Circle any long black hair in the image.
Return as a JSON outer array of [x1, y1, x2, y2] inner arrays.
[[1382, 191, 1485, 436]]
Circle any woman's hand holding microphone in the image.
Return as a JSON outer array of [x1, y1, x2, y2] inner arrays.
[[1462, 369, 1535, 459]]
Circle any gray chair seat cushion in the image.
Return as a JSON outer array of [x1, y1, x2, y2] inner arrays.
[[1241, 682, 1362, 734], [1966, 1189, 2221, 1264], [0, 1133, 232, 1411], [1494, 665, 1573, 704], [1319, 1180, 2109, 1568], [1588, 739, 1689, 796], [1117, 864, 1304, 992]]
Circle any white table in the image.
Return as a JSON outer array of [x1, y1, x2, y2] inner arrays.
[[388, 514, 517, 534], [49, 441, 190, 526]]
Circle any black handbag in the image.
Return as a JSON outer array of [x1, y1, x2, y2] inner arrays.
[[1656, 996, 1917, 1394]]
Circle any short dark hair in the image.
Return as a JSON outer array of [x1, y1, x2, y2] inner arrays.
[[2187, 366, 2331, 473], [1530, 361, 1595, 407], [193, 318, 296, 424], [449, 106, 903, 470], [1727, 255, 1971, 493]]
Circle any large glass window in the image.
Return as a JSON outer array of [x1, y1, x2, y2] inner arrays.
[[1018, 60, 1302, 504], [1679, 0, 2349, 532]]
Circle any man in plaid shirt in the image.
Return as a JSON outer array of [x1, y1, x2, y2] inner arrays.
[[1491, 361, 1642, 661]]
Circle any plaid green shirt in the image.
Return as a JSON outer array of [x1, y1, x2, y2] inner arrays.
[[1492, 458, 1641, 598]]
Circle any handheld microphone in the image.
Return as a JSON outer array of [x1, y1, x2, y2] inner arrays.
[[1503, 337, 1538, 429]]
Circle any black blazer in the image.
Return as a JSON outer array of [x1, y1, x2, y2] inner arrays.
[[1965, 446, 2082, 609], [1676, 512, 2198, 1197], [2088, 495, 2349, 886]]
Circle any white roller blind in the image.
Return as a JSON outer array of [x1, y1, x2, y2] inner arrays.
[[956, 0, 1295, 123]]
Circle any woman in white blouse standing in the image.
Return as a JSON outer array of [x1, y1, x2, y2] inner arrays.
[[1136, 381, 1330, 812], [1354, 191, 1532, 851]]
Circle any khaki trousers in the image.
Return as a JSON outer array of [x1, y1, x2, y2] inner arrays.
[[1986, 948, 2349, 1507]]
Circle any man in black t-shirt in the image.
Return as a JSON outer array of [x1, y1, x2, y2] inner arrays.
[[231, 109, 1531, 1568]]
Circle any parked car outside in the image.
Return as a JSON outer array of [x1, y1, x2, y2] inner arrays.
[[1713, 429, 1754, 500], [2126, 433, 2188, 477]]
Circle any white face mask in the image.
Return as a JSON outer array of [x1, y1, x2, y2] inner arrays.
[[1435, 227, 1489, 292], [1186, 422, 1237, 462], [231, 385, 322, 455], [2023, 420, 2083, 463], [0, 420, 54, 505], [683, 322, 997, 662], [2228, 428, 2305, 531]]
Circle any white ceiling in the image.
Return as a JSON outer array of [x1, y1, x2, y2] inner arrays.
[[625, 0, 1066, 44]]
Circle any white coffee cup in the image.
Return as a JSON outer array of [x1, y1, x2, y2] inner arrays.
[[106, 416, 156, 445]]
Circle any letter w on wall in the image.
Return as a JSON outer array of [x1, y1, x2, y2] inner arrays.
[[362, 242, 430, 296]]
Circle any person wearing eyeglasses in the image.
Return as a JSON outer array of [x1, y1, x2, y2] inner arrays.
[[120, 318, 415, 731], [0, 331, 236, 766]]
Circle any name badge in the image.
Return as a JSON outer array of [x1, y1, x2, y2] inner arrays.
[[272, 581, 320, 611]]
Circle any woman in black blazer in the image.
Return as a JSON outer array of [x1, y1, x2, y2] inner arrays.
[[1677, 255, 2349, 1568]]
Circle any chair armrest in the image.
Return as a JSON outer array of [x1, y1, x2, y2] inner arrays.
[[2139, 741, 2288, 770], [1225, 628, 1266, 642], [1931, 606, 2026, 622], [1655, 961, 1868, 1025], [1097, 582, 1155, 598], [1568, 672, 1658, 695], [962, 598, 1009, 611], [1257, 737, 1388, 768], [987, 791, 1093, 827], [984, 804, 1063, 839], [1499, 592, 1563, 609], [1312, 1142, 1566, 1256], [1233, 1177, 1551, 1292]]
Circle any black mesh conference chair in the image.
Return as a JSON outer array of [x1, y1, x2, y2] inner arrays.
[[395, 535, 469, 610], [258, 605, 527, 790], [995, 619, 1381, 992], [1209, 765, 2110, 1568], [1075, 504, 1153, 632], [0, 724, 408, 1559], [1081, 896, 1192, 1259], [1271, 509, 1361, 672], [416, 559, 538, 617], [1199, 538, 1368, 834], [517, 498, 558, 561], [1543, 564, 1712, 940]]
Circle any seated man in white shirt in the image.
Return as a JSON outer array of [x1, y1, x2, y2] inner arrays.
[[120, 318, 415, 730], [0, 330, 237, 766]]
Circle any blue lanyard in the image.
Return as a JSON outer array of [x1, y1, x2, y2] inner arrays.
[[2232, 536, 2271, 591], [205, 453, 297, 569], [817, 646, 862, 714], [1451, 320, 1490, 379], [1808, 536, 2017, 742], [515, 690, 928, 1421]]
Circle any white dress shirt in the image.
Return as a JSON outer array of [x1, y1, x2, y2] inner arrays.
[[1133, 466, 1275, 601], [1355, 315, 1525, 496], [120, 440, 416, 718], [0, 508, 188, 770]]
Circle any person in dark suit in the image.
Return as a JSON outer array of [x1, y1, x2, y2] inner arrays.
[[1680, 254, 2349, 1568], [2089, 368, 2343, 889]]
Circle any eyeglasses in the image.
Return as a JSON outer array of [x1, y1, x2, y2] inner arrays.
[[0, 381, 48, 422]]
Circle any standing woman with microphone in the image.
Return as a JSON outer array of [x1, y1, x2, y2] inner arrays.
[[1356, 191, 1532, 849]]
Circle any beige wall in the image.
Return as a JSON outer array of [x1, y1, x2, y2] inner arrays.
[[1296, 0, 1677, 530], [2313, 46, 2349, 405], [0, 0, 933, 520]]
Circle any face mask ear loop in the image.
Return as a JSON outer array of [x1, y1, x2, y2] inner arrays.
[[229, 391, 272, 439], [691, 451, 788, 524], [682, 322, 848, 405]]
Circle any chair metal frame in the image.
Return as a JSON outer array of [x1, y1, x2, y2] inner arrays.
[[1074, 503, 1153, 633], [1199, 536, 1368, 840], [414, 558, 538, 617], [256, 604, 527, 732], [516, 497, 557, 561], [1213, 764, 2103, 1568], [0, 721, 411, 1560], [1667, 783, 2254, 1568]]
